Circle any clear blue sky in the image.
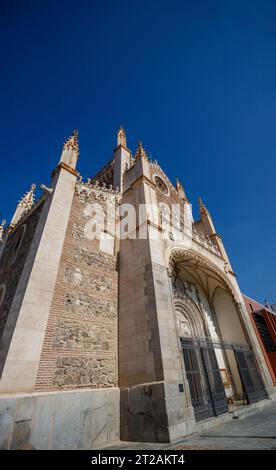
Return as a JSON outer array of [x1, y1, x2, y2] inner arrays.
[[0, 0, 275, 303]]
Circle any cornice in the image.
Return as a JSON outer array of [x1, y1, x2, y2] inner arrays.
[[51, 162, 80, 178]]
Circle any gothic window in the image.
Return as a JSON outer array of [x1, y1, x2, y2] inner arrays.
[[154, 175, 169, 195]]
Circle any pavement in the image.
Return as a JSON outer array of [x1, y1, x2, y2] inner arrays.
[[104, 401, 276, 450]]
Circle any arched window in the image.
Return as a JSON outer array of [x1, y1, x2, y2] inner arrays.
[[154, 175, 169, 195]]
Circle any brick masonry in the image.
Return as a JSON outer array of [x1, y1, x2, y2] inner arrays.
[[35, 188, 118, 391]]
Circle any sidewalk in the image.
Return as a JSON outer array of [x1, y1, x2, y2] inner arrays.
[[103, 401, 276, 450]]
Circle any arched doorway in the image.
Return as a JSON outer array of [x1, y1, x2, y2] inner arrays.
[[169, 248, 267, 420], [173, 279, 228, 421], [212, 287, 267, 404]]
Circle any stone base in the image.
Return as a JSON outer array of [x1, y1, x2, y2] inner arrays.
[[120, 381, 196, 443], [0, 387, 119, 449]]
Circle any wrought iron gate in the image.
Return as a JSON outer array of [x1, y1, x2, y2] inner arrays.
[[181, 338, 228, 422], [181, 337, 267, 421], [233, 348, 267, 403], [200, 342, 229, 416]]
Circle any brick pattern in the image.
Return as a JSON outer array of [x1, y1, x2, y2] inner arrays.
[[35, 189, 118, 391]]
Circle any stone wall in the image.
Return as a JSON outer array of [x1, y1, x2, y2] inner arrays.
[[53, 357, 116, 388], [35, 185, 118, 391], [0, 388, 119, 449]]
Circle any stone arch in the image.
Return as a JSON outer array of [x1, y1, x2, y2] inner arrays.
[[167, 247, 247, 397], [166, 247, 272, 403], [212, 286, 247, 345], [167, 247, 239, 303], [174, 297, 207, 340]]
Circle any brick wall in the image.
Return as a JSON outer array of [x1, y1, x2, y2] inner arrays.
[[35, 186, 118, 391]]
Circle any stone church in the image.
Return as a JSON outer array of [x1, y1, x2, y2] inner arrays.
[[0, 128, 274, 449]]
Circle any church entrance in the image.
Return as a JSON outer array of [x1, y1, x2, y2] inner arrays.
[[170, 250, 269, 423], [181, 337, 267, 422], [181, 337, 228, 421]]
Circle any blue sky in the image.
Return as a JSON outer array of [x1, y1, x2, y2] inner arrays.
[[0, 0, 275, 303]]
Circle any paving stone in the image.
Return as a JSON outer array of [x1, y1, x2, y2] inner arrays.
[[103, 401, 276, 450]]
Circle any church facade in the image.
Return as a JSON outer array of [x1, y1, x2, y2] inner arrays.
[[0, 128, 274, 449]]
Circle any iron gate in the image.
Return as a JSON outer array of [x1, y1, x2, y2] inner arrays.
[[181, 337, 267, 422], [200, 343, 229, 416], [181, 338, 228, 422], [234, 348, 267, 403]]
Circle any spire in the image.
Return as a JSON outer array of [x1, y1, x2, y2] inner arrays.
[[198, 197, 208, 215], [0, 219, 6, 243], [18, 184, 36, 210], [117, 126, 127, 148], [135, 141, 148, 160], [10, 184, 36, 227], [198, 196, 217, 236], [113, 127, 131, 192], [59, 130, 79, 169], [63, 130, 79, 154], [198, 197, 231, 265], [176, 178, 188, 201]]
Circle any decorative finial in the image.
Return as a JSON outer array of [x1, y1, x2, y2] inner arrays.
[[63, 130, 79, 157], [198, 197, 208, 215], [18, 184, 36, 208], [10, 184, 37, 228], [117, 126, 127, 148], [59, 130, 79, 169], [135, 141, 148, 160]]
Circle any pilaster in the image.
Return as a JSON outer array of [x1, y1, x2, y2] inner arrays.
[[119, 151, 196, 442]]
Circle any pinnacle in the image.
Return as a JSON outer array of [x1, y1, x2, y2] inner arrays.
[[135, 141, 147, 159]]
